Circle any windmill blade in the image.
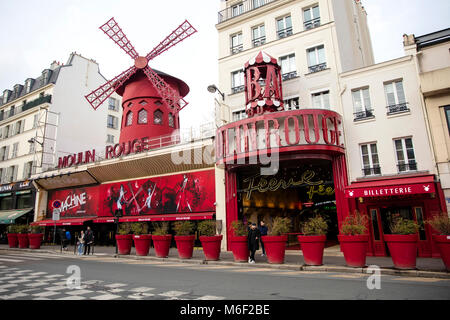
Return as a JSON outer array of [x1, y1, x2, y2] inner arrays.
[[146, 20, 197, 62], [142, 65, 188, 114], [85, 65, 137, 110], [100, 17, 140, 60]]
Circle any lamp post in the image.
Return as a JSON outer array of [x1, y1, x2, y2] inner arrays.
[[207, 85, 225, 101]]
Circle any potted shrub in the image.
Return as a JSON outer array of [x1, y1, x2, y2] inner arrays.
[[338, 211, 369, 267], [384, 217, 419, 269], [298, 215, 328, 266], [152, 222, 172, 258], [198, 220, 223, 261], [115, 222, 133, 255], [174, 221, 196, 259], [262, 217, 291, 264], [28, 226, 44, 250], [131, 222, 151, 256], [426, 214, 450, 271], [7, 225, 19, 248], [229, 220, 249, 262], [17, 225, 30, 248]]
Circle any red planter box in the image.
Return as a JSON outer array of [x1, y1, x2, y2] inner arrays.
[[433, 235, 450, 272], [298, 235, 327, 266], [17, 233, 29, 248], [133, 235, 152, 256], [200, 235, 223, 261], [262, 235, 288, 264], [384, 234, 418, 269], [28, 233, 43, 250], [116, 234, 133, 255], [338, 234, 369, 268], [175, 235, 195, 259], [7, 233, 18, 248], [230, 236, 249, 262], [152, 235, 172, 258]]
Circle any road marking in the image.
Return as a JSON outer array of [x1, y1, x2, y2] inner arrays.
[[0, 257, 23, 262], [5, 253, 62, 259], [57, 295, 87, 300], [196, 295, 226, 300], [45, 285, 68, 291], [0, 284, 17, 289], [8, 279, 32, 284], [25, 282, 50, 287], [328, 274, 367, 279], [0, 255, 42, 261], [158, 290, 189, 297], [103, 283, 128, 288], [66, 289, 94, 295], [0, 292, 28, 299], [44, 274, 65, 279], [129, 287, 155, 293], [391, 277, 447, 283], [91, 293, 121, 300], [33, 291, 61, 298], [108, 288, 125, 293], [228, 268, 272, 272]]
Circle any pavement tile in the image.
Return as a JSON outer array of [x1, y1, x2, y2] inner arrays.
[[129, 287, 155, 293], [57, 295, 87, 300], [66, 289, 94, 295], [91, 294, 122, 300], [33, 291, 61, 297]]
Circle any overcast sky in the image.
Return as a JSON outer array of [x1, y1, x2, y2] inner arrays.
[[0, 0, 448, 129]]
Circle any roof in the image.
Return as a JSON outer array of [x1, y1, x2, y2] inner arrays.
[[416, 28, 450, 49], [245, 51, 279, 68]]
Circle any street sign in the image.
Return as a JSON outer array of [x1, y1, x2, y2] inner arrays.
[[52, 208, 61, 221]]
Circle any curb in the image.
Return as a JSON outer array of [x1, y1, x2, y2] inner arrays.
[[2, 247, 449, 279]]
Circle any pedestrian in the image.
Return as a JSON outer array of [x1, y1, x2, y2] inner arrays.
[[77, 231, 85, 256], [247, 223, 260, 264], [83, 226, 94, 255], [60, 228, 68, 250], [65, 229, 72, 247], [259, 220, 268, 256]]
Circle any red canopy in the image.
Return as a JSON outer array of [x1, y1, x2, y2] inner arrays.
[[93, 217, 116, 223], [119, 212, 215, 223], [31, 218, 94, 226]]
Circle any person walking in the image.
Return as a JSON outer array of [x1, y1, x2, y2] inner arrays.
[[77, 231, 85, 256], [259, 220, 268, 256], [83, 226, 94, 255], [247, 223, 261, 264], [60, 228, 68, 250]]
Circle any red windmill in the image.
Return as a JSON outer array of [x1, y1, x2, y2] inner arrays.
[[85, 17, 197, 145]]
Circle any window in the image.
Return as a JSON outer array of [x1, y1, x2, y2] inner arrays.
[[33, 114, 39, 129], [231, 2, 243, 17], [4, 125, 10, 138], [168, 113, 175, 128], [230, 33, 243, 54], [6, 165, 18, 182], [360, 143, 381, 176], [29, 141, 35, 154], [154, 110, 163, 125], [352, 88, 373, 120], [279, 54, 297, 80], [23, 161, 33, 180], [25, 79, 33, 93], [107, 134, 115, 144], [252, 25, 266, 47], [277, 16, 292, 39], [15, 121, 23, 135], [303, 5, 320, 30], [0, 146, 8, 161], [284, 97, 300, 110], [107, 115, 119, 129], [444, 106, 450, 135], [394, 137, 417, 172], [126, 111, 133, 126], [307, 45, 326, 73], [384, 80, 408, 114], [232, 110, 247, 122], [108, 98, 118, 111], [17, 192, 33, 209], [138, 109, 148, 124], [2, 90, 10, 104], [231, 70, 245, 94], [9, 106, 15, 118], [11, 143, 19, 158], [312, 91, 330, 109], [253, 0, 264, 9]]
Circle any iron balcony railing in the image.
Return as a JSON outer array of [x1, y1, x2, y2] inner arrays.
[[362, 166, 381, 176], [282, 71, 297, 81], [277, 27, 293, 39], [354, 109, 374, 121], [231, 85, 245, 94], [230, 44, 243, 55], [304, 17, 321, 30], [398, 161, 417, 172], [252, 36, 266, 47], [218, 0, 278, 24], [0, 95, 52, 122], [387, 103, 409, 115], [308, 62, 327, 73]]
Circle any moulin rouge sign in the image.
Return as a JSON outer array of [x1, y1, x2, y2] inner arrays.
[[58, 136, 153, 169]]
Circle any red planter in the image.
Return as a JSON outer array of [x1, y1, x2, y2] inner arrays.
[[262, 235, 288, 264], [200, 235, 223, 261], [115, 234, 133, 255], [298, 235, 327, 266], [152, 235, 172, 258], [384, 234, 418, 269], [338, 234, 369, 268], [28, 233, 43, 250], [17, 233, 29, 248], [175, 235, 195, 259], [433, 235, 450, 272], [7, 233, 18, 248], [133, 235, 152, 256], [230, 236, 249, 262]]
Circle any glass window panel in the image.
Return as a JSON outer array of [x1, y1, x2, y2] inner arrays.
[[395, 81, 406, 104], [362, 155, 370, 167], [285, 16, 292, 28], [394, 139, 403, 151], [323, 92, 330, 109], [385, 83, 396, 105], [370, 144, 378, 155], [362, 88, 371, 109], [126, 112, 133, 126], [304, 8, 312, 21], [154, 110, 163, 125], [406, 148, 415, 161], [352, 90, 362, 112], [312, 5, 320, 18], [277, 18, 284, 31], [414, 207, 426, 240], [405, 138, 413, 149], [361, 144, 368, 156], [312, 94, 321, 108], [307, 49, 316, 66], [372, 154, 379, 166], [317, 46, 325, 64], [289, 55, 296, 72], [371, 209, 380, 241], [138, 109, 147, 124]]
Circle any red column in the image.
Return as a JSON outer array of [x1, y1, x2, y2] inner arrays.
[[332, 154, 350, 233], [225, 170, 238, 251]]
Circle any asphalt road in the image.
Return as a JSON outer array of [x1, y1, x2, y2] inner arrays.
[[0, 250, 449, 301]]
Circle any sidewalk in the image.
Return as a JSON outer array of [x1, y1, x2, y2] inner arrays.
[[1, 244, 449, 279]]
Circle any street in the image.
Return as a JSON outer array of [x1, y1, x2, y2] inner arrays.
[[0, 250, 449, 301]]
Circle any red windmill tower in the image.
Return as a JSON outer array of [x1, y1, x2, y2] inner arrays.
[[85, 18, 197, 146]]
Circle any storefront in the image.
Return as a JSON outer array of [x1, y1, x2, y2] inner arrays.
[[345, 174, 446, 257]]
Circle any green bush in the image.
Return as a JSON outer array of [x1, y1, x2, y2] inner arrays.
[[131, 222, 149, 235], [30, 226, 43, 234], [301, 216, 328, 236], [198, 220, 216, 236], [117, 223, 132, 235], [340, 211, 368, 235], [389, 217, 419, 235], [7, 225, 19, 233], [230, 220, 247, 236], [270, 217, 291, 236], [16, 224, 30, 234], [173, 221, 195, 236], [153, 222, 170, 236], [426, 215, 450, 235]]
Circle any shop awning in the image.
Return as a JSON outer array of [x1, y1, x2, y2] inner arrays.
[[0, 208, 33, 224], [93, 217, 116, 223], [31, 217, 94, 226], [119, 212, 215, 223]]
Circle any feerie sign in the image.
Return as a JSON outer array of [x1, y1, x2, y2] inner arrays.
[[345, 183, 436, 198]]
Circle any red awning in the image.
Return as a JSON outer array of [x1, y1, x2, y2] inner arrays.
[[31, 218, 94, 226], [119, 212, 215, 223], [93, 217, 116, 224]]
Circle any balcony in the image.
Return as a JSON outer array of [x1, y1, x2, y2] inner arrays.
[[218, 0, 278, 24], [387, 103, 410, 115], [354, 109, 374, 121], [277, 27, 293, 39], [397, 161, 417, 172], [0, 95, 52, 122], [282, 71, 297, 81], [231, 85, 245, 94], [230, 44, 243, 55], [308, 63, 327, 73], [252, 36, 266, 47], [304, 17, 321, 30], [362, 166, 381, 176]]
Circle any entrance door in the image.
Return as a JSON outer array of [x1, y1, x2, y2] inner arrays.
[[368, 208, 386, 256], [413, 207, 431, 257]]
